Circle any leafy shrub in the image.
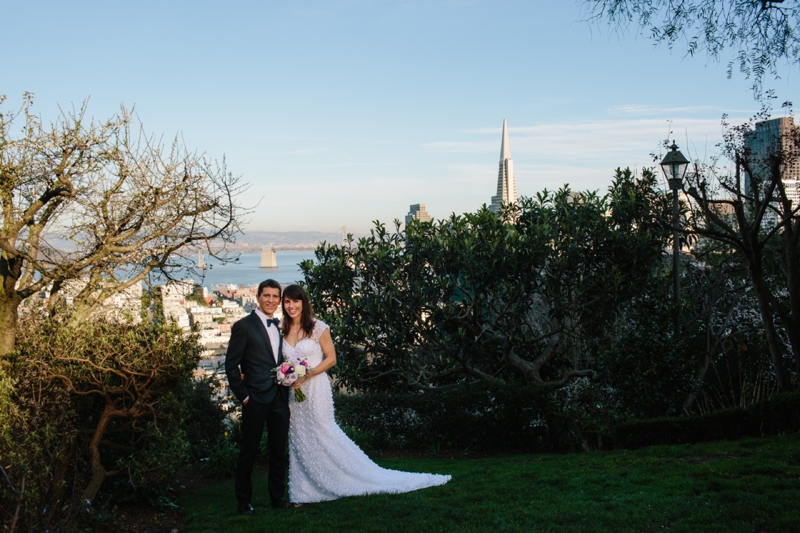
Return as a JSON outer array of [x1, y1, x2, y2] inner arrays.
[[0, 314, 205, 530], [181, 375, 229, 461], [597, 309, 692, 419], [610, 390, 800, 449], [204, 438, 238, 479], [333, 383, 567, 452], [342, 426, 378, 452], [259, 431, 269, 459], [0, 367, 88, 532]]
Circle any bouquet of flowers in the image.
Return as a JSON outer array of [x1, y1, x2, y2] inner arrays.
[[274, 355, 311, 402]]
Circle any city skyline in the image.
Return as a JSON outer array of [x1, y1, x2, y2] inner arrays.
[[745, 116, 800, 214], [2, 1, 798, 233]]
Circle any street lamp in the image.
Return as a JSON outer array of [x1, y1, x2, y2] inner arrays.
[[660, 141, 690, 336]]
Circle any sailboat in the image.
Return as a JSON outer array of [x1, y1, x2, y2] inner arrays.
[[198, 250, 206, 270]]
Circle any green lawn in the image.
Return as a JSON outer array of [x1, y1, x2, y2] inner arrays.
[[179, 435, 800, 532]]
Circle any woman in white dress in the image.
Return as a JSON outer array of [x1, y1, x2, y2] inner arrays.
[[280, 284, 451, 504]]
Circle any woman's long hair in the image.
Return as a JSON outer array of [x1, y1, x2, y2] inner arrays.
[[281, 284, 315, 338]]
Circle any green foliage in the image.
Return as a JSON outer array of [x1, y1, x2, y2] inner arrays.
[[597, 304, 692, 419], [333, 384, 567, 452], [0, 364, 86, 532], [204, 438, 238, 479], [187, 284, 209, 307], [181, 375, 229, 461], [303, 168, 672, 393], [341, 426, 378, 452], [0, 314, 207, 529], [611, 390, 800, 449], [259, 431, 270, 459]]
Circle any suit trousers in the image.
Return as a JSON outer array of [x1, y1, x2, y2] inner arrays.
[[234, 393, 290, 505]]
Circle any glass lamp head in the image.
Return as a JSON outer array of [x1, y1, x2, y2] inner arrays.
[[660, 141, 690, 191]]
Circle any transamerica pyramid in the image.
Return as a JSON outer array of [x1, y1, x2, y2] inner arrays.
[[489, 119, 517, 213]]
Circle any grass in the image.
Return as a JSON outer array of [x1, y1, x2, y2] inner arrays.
[[179, 435, 800, 532]]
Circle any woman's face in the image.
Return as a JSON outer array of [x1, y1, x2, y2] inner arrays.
[[283, 297, 303, 321]]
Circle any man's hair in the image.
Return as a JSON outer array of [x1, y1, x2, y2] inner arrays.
[[257, 279, 282, 297]]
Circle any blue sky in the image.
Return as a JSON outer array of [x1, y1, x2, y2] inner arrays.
[[3, 0, 797, 232]]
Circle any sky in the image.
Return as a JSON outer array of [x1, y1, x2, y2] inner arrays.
[[2, 0, 798, 233]]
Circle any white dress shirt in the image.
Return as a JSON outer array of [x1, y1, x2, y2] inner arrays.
[[254, 308, 280, 363]]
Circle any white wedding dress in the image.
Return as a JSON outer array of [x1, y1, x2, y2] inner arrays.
[[285, 320, 451, 503]]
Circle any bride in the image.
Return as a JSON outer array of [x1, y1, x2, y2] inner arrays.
[[279, 284, 451, 504]]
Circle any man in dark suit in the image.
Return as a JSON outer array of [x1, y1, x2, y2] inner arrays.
[[225, 279, 291, 514]]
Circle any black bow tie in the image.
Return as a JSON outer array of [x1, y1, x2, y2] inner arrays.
[[265, 318, 279, 327]]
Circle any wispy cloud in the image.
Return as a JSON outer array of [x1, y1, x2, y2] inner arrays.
[[605, 104, 721, 116], [421, 140, 496, 153], [425, 116, 751, 165]]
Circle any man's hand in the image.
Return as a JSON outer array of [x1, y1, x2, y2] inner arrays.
[[243, 396, 249, 405]]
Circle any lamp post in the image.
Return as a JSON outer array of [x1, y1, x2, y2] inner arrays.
[[660, 141, 690, 337]]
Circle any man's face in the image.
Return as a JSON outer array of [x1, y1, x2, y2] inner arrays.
[[257, 287, 281, 317]]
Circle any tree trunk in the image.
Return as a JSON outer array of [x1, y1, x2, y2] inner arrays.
[[0, 293, 21, 357], [82, 404, 123, 503], [783, 228, 800, 377], [683, 317, 712, 413], [747, 261, 790, 391]]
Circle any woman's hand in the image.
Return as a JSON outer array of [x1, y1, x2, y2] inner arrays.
[[293, 376, 307, 389]]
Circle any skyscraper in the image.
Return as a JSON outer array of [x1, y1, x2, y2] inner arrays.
[[489, 119, 518, 213], [745, 117, 800, 220], [405, 204, 431, 224]]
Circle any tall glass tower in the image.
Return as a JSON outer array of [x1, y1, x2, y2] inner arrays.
[[489, 119, 517, 213]]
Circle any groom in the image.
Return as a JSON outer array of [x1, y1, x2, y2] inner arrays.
[[225, 279, 291, 514]]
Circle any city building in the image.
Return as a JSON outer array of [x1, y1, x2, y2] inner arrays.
[[746, 117, 800, 222], [405, 203, 431, 225], [489, 119, 518, 213]]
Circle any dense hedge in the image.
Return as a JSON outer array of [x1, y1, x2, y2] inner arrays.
[[333, 383, 570, 452], [610, 391, 800, 449], [333, 386, 800, 453]]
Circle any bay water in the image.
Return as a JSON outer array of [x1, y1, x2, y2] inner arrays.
[[197, 250, 316, 289]]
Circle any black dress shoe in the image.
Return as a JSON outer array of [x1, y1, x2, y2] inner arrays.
[[238, 503, 255, 515], [270, 498, 292, 510]]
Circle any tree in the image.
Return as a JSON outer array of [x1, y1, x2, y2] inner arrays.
[[681, 104, 800, 390], [1, 314, 204, 527], [302, 168, 672, 393], [0, 94, 247, 356], [582, 0, 800, 93]]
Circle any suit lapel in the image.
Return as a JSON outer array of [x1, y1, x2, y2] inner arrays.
[[250, 311, 277, 366]]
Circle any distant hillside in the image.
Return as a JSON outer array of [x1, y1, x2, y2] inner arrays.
[[235, 230, 349, 251], [41, 230, 355, 253]]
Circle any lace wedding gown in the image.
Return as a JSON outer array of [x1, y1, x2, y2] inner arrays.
[[285, 320, 451, 503]]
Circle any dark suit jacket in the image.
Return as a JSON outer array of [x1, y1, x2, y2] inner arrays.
[[225, 311, 288, 405]]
